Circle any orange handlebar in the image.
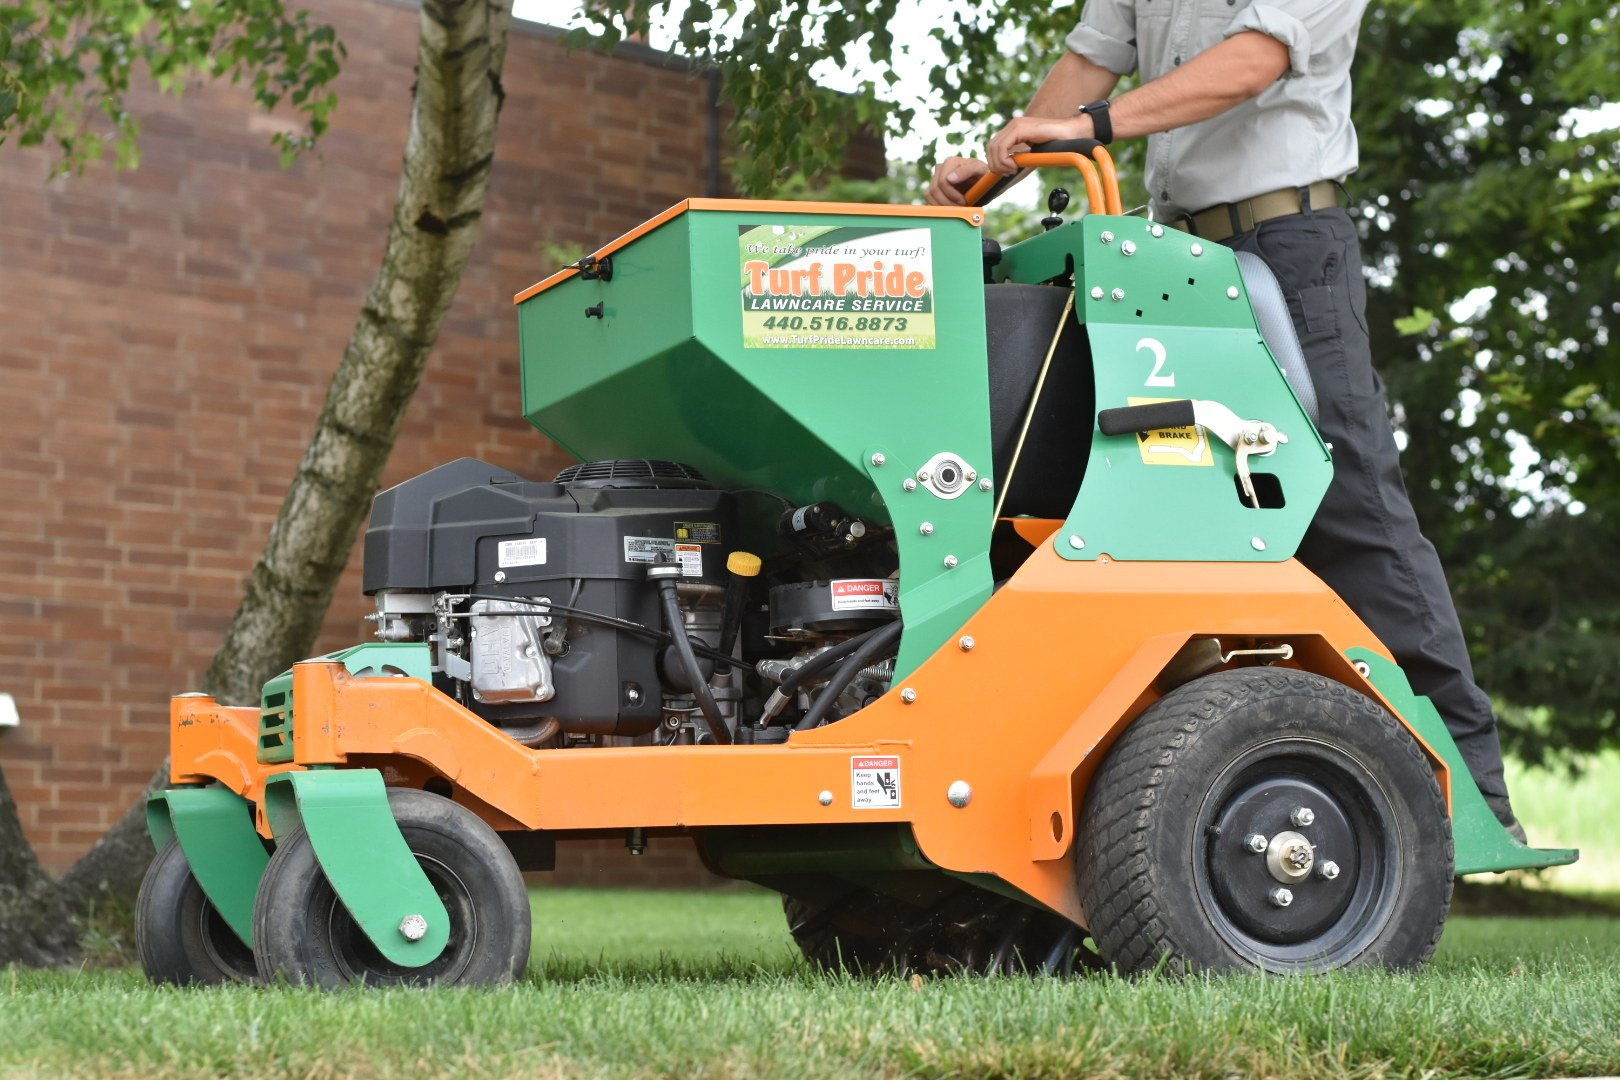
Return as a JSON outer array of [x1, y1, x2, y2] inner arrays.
[[962, 146, 1123, 217]]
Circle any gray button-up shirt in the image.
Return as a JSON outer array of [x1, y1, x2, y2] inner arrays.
[[1067, 0, 1368, 220]]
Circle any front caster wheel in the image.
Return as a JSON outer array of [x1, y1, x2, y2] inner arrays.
[[252, 788, 531, 988], [1077, 667, 1453, 975], [136, 838, 258, 985]]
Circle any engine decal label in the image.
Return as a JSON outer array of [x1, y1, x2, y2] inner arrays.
[[497, 537, 548, 568], [830, 578, 899, 611], [1128, 396, 1213, 467], [623, 537, 702, 577], [851, 755, 901, 809], [674, 521, 721, 544], [738, 224, 937, 350]]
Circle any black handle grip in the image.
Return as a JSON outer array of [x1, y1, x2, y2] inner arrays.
[[1028, 138, 1104, 159], [1097, 400, 1196, 436]]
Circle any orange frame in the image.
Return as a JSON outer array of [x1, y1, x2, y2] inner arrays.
[[171, 542, 1447, 926]]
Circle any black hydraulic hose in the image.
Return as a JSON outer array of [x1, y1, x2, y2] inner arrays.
[[794, 620, 904, 731], [654, 575, 732, 745], [717, 574, 748, 655], [462, 594, 749, 671], [777, 622, 888, 698]]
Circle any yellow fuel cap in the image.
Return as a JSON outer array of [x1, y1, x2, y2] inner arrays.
[[726, 550, 763, 577]]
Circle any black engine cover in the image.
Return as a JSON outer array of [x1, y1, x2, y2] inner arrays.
[[363, 458, 736, 735]]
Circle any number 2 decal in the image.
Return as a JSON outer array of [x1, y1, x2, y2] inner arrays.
[[1138, 337, 1175, 387]]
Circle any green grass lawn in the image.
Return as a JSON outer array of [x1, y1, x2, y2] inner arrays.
[[3, 758, 1615, 1080], [4, 890, 1619, 1080]]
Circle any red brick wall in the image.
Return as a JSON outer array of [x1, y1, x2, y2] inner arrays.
[[0, 0, 878, 886]]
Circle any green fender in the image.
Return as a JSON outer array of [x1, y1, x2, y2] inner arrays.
[[1350, 648, 1577, 875], [146, 787, 268, 947], [263, 770, 451, 968]]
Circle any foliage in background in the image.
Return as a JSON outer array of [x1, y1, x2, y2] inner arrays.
[[576, 0, 1619, 763], [0, 0, 343, 172]]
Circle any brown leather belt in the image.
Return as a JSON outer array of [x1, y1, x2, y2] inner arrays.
[[1166, 180, 1340, 243]]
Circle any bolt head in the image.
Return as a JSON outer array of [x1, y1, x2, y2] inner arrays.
[[493, 570, 507, 584], [902, 477, 917, 492], [958, 635, 975, 651], [871, 452, 886, 467], [1251, 537, 1267, 551], [900, 687, 917, 703], [1090, 286, 1104, 300], [942, 554, 959, 569], [1269, 887, 1294, 908], [1318, 860, 1341, 881], [1290, 806, 1316, 827], [1149, 224, 1165, 238], [1190, 243, 1204, 256], [1068, 535, 1085, 550], [947, 780, 973, 808], [1111, 288, 1125, 301], [399, 914, 429, 942], [626, 688, 641, 703], [917, 469, 931, 482], [1244, 833, 1268, 853], [818, 790, 834, 807], [978, 477, 992, 492], [919, 521, 935, 536], [1121, 240, 1137, 256], [1100, 230, 1115, 244], [965, 470, 977, 482], [1227, 285, 1241, 299]]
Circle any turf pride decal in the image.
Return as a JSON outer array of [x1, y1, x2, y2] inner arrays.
[[1127, 395, 1213, 466], [739, 224, 937, 350], [851, 755, 901, 809]]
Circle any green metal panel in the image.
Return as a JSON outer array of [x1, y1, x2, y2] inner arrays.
[[263, 770, 451, 967], [518, 207, 997, 676], [1348, 649, 1577, 875], [258, 643, 435, 764], [1002, 214, 1333, 563], [146, 787, 267, 946]]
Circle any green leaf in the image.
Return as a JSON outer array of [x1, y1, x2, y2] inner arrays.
[[1394, 308, 1439, 336]]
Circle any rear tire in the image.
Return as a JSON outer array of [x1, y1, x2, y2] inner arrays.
[[136, 838, 258, 986], [252, 788, 530, 988], [1076, 667, 1452, 974]]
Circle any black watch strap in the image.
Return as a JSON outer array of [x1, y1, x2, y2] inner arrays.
[[1079, 99, 1113, 145]]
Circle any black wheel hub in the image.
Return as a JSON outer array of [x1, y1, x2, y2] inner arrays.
[[1193, 740, 1401, 968], [324, 854, 477, 985]]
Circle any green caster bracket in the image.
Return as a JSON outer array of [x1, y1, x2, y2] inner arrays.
[[147, 786, 268, 947]]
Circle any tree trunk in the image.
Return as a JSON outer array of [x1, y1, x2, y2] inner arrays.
[[0, 0, 515, 965]]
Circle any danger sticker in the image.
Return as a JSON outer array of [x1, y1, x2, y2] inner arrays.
[[830, 578, 899, 611], [498, 537, 547, 568], [1128, 396, 1213, 467], [851, 755, 901, 809], [675, 543, 703, 577]]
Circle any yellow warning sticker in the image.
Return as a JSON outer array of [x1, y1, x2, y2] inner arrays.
[[1128, 396, 1213, 467]]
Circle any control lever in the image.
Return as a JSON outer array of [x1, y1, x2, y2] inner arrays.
[[1096, 399, 1287, 509]]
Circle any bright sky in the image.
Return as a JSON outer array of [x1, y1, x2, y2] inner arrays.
[[511, 1, 977, 164]]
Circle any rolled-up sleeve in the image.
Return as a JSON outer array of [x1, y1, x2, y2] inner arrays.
[[1226, 0, 1369, 79], [1066, 0, 1138, 76]]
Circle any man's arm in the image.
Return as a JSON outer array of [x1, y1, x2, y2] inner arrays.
[[924, 52, 1121, 207], [982, 31, 1290, 176]]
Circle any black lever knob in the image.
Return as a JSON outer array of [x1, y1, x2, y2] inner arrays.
[[1041, 187, 1071, 232]]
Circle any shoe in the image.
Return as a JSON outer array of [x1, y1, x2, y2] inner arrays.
[[1483, 794, 1529, 845]]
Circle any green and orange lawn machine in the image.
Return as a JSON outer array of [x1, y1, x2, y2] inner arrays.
[[136, 142, 1574, 988]]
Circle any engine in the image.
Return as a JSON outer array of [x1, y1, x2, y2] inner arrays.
[[361, 457, 898, 747]]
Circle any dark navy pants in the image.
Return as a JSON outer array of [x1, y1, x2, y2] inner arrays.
[[1225, 206, 1511, 809]]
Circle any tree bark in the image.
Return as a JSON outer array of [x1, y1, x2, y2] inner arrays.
[[0, 0, 515, 965]]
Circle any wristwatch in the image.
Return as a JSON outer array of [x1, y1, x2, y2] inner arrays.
[[1078, 100, 1113, 144]]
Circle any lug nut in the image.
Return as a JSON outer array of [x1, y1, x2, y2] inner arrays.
[[1268, 887, 1294, 908], [1244, 833, 1268, 853], [1318, 860, 1340, 881], [1290, 807, 1316, 827]]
